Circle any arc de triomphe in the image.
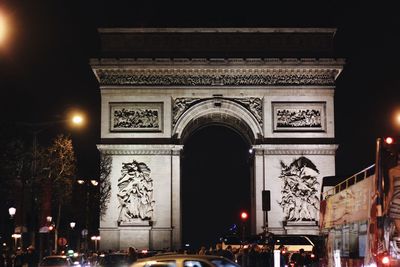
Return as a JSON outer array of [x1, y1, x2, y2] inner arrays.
[[90, 28, 344, 250]]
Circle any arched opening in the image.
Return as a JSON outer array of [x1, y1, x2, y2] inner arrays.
[[181, 124, 252, 249]]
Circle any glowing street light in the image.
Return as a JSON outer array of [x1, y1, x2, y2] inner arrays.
[[69, 222, 76, 251], [11, 233, 21, 250], [71, 114, 84, 126], [8, 207, 16, 218], [91, 236, 100, 252], [385, 137, 394, 145], [0, 12, 7, 45], [396, 112, 400, 125]]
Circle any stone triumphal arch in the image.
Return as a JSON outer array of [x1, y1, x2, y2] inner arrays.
[[91, 28, 344, 250]]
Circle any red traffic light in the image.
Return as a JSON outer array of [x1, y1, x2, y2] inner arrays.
[[385, 137, 394, 145], [240, 211, 248, 220]]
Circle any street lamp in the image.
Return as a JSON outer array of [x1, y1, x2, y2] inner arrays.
[[90, 236, 100, 252], [0, 11, 8, 45], [69, 222, 76, 251], [76, 179, 99, 252], [9, 207, 16, 218], [45, 216, 57, 254], [71, 114, 84, 126], [11, 234, 21, 250], [8, 207, 16, 253]]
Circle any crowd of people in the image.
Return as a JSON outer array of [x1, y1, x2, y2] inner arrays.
[[0, 246, 39, 267], [188, 242, 316, 267], [1, 243, 318, 267], [123, 242, 318, 267]]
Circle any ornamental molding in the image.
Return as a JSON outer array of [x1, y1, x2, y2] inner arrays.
[[94, 67, 339, 86], [253, 144, 338, 155], [91, 58, 344, 86], [90, 57, 345, 67], [97, 144, 183, 155]]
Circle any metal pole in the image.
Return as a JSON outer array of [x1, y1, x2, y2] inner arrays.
[[86, 188, 89, 253], [242, 223, 245, 243], [375, 138, 383, 217]]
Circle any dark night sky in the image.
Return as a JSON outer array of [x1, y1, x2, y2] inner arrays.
[[1, 0, 400, 245]]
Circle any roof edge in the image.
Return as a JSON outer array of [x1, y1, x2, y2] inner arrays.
[[98, 27, 337, 34]]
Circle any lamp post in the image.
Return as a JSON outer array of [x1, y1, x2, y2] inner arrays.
[[11, 234, 21, 251], [90, 236, 100, 252], [69, 222, 76, 251], [45, 216, 56, 255], [77, 179, 98, 252], [9, 207, 16, 252]]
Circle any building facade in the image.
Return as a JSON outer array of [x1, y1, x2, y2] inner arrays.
[[90, 28, 344, 250]]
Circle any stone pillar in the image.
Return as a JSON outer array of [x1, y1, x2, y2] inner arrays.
[[253, 144, 337, 235], [97, 144, 183, 251], [253, 148, 265, 235], [171, 149, 182, 250]]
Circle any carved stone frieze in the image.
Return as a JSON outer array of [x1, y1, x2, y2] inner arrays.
[[97, 72, 336, 86], [97, 144, 183, 155], [253, 144, 338, 155]]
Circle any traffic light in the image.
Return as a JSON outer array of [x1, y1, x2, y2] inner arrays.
[[385, 137, 394, 145], [383, 136, 399, 149], [240, 211, 248, 221], [382, 136, 400, 169]]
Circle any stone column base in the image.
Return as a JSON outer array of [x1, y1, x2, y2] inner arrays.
[[284, 221, 320, 235]]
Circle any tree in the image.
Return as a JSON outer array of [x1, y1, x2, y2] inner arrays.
[[36, 134, 76, 251]]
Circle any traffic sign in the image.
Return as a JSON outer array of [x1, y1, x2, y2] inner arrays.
[[81, 229, 88, 236], [58, 237, 67, 246]]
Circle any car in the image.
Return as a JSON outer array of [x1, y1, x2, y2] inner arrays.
[[39, 256, 73, 267], [96, 253, 131, 267], [69, 253, 90, 267], [131, 253, 240, 267]]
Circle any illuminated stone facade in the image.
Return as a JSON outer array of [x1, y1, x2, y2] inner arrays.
[[91, 28, 344, 250]]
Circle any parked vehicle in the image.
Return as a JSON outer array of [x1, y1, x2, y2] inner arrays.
[[131, 254, 240, 267], [69, 253, 90, 267], [39, 256, 73, 267], [96, 253, 130, 267]]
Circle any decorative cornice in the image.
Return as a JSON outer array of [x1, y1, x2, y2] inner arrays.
[[91, 58, 344, 86], [98, 28, 337, 34], [97, 144, 183, 155], [90, 58, 345, 66], [95, 70, 337, 86], [253, 144, 338, 155]]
